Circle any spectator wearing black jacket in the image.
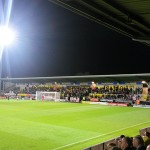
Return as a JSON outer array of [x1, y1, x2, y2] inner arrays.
[[133, 135, 146, 150]]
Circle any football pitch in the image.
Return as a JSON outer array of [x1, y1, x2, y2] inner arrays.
[[0, 100, 150, 150]]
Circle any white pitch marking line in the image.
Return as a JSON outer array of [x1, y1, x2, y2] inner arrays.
[[52, 120, 150, 150]]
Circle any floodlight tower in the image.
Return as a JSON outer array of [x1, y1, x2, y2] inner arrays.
[[0, 0, 15, 93], [0, 26, 15, 93]]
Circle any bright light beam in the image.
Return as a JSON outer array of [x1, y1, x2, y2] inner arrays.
[[4, 0, 13, 26], [0, 0, 13, 26], [0, 0, 14, 89], [0, 0, 14, 46], [0, 26, 15, 46]]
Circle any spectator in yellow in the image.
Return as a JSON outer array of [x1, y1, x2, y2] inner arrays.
[[143, 132, 150, 147]]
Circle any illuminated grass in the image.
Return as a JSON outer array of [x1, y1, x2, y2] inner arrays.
[[0, 100, 150, 150]]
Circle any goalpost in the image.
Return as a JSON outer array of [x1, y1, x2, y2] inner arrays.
[[36, 91, 60, 101]]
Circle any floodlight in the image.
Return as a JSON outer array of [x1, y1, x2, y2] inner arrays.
[[141, 81, 146, 84], [0, 26, 15, 46]]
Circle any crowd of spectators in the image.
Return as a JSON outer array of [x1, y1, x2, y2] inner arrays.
[[5, 83, 150, 102], [106, 131, 150, 150]]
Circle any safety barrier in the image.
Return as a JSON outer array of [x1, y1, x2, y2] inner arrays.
[[84, 137, 118, 150]]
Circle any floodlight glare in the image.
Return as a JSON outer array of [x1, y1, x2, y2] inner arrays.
[[0, 26, 15, 46], [141, 81, 146, 84]]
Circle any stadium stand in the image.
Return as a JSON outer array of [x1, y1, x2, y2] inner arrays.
[[1, 75, 150, 105]]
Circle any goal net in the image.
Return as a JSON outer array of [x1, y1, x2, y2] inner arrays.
[[36, 91, 60, 101]]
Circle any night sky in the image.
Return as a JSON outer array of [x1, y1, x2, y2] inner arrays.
[[2, 0, 150, 78]]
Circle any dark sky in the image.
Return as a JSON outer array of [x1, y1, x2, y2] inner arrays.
[[2, 0, 150, 78]]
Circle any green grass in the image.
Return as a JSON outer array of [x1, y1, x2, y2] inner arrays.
[[0, 100, 150, 150]]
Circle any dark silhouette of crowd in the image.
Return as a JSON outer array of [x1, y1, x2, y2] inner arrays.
[[106, 132, 150, 150]]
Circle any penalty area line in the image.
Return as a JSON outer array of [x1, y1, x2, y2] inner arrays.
[[52, 120, 150, 150]]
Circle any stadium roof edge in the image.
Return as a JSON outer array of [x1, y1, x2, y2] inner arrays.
[[1, 73, 150, 83], [49, 0, 150, 46]]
